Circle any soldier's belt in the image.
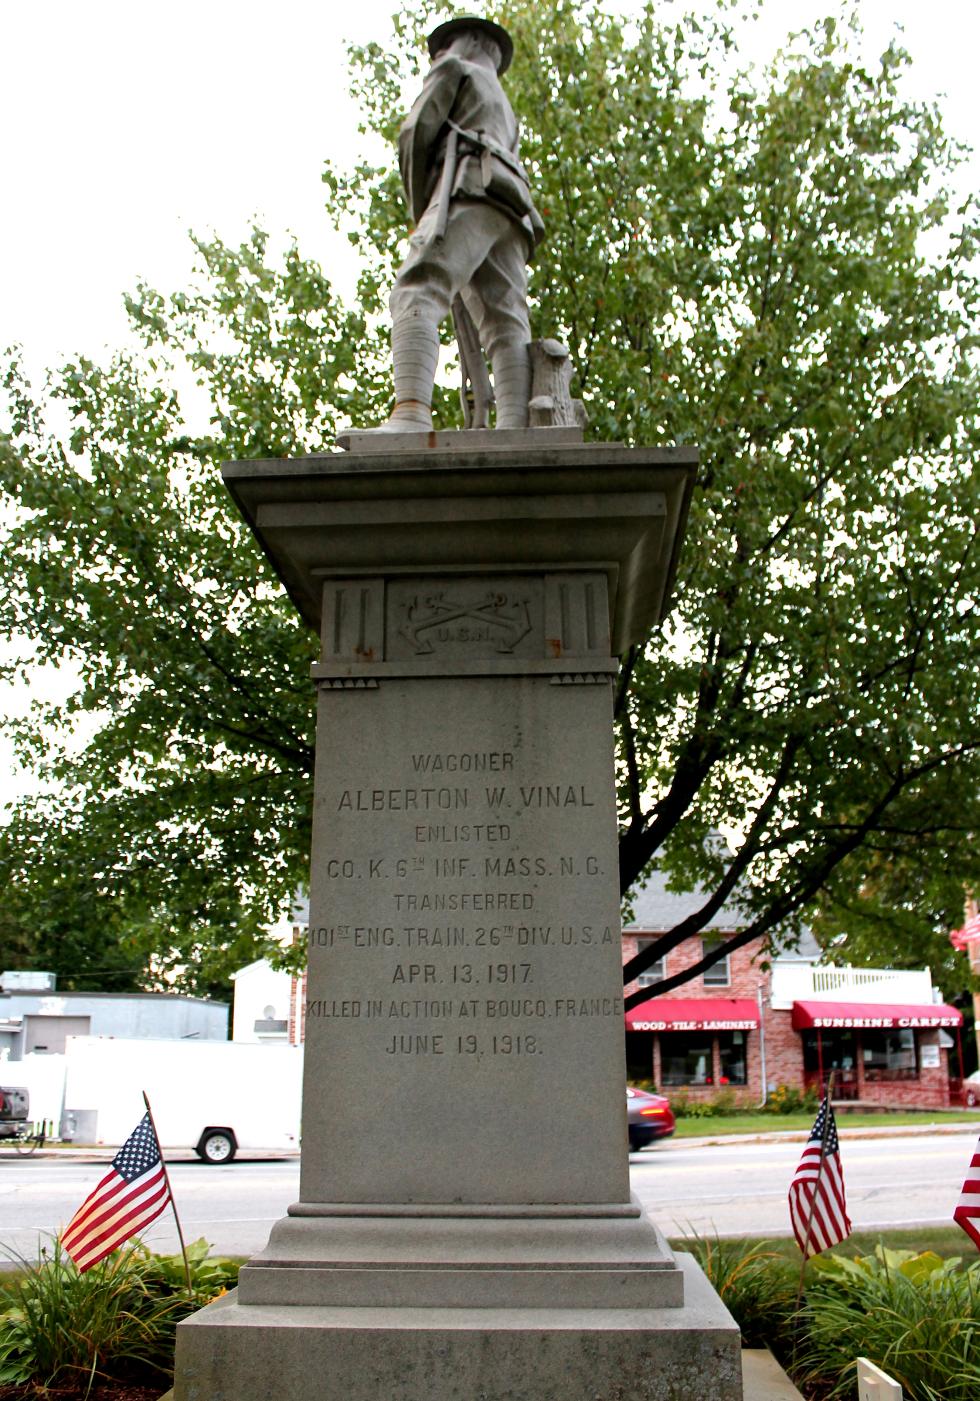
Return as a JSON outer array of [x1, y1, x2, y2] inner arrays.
[[446, 120, 530, 184]]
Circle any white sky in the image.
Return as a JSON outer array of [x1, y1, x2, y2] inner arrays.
[[1, 0, 978, 808], [2, 0, 978, 376]]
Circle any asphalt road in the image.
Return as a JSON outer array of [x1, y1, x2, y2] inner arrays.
[[1, 1128, 975, 1260], [629, 1129, 977, 1240]]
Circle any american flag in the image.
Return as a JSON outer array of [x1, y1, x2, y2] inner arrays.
[[61, 1112, 171, 1272], [788, 1095, 851, 1257], [953, 1130, 980, 1250]]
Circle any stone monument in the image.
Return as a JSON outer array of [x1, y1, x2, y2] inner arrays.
[[171, 16, 742, 1399]]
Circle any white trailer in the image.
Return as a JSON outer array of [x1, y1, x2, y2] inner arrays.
[[61, 1037, 302, 1162]]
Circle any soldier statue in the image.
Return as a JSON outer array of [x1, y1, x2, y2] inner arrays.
[[371, 14, 544, 434]]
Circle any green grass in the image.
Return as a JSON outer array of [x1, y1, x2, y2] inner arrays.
[[670, 1109, 980, 1137]]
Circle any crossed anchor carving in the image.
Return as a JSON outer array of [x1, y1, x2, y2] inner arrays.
[[400, 591, 532, 655]]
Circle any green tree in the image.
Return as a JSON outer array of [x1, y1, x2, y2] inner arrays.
[[1, 1, 978, 999]]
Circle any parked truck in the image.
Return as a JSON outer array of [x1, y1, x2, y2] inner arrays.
[[61, 1037, 303, 1162], [0, 1085, 29, 1138]]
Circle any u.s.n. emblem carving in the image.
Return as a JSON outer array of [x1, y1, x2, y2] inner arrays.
[[400, 591, 533, 655]]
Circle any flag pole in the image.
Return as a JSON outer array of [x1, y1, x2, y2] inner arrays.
[[791, 1069, 837, 1371], [796, 1069, 836, 1296], [142, 1091, 192, 1296]]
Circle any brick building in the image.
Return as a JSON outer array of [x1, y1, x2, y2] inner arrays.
[[622, 869, 963, 1109]]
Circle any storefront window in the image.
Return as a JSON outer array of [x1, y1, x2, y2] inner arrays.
[[801, 1029, 857, 1074], [625, 1030, 654, 1081], [661, 1033, 714, 1086], [718, 1031, 747, 1085], [862, 1029, 918, 1082], [801, 1029, 858, 1095]]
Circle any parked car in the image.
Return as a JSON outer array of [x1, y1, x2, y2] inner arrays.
[[627, 1086, 675, 1151], [965, 1071, 980, 1108]]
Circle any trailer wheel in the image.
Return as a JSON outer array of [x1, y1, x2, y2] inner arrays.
[[197, 1129, 236, 1164]]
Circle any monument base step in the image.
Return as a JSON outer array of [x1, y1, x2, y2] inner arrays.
[[173, 1253, 742, 1401], [741, 1348, 804, 1399], [237, 1200, 682, 1309], [164, 1348, 803, 1401]]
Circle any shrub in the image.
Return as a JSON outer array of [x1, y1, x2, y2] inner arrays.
[[764, 1083, 819, 1115], [0, 1236, 239, 1392], [680, 1232, 798, 1347], [798, 1245, 980, 1400], [668, 1088, 744, 1118]]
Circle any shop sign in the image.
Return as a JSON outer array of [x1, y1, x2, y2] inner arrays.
[[629, 1018, 757, 1032]]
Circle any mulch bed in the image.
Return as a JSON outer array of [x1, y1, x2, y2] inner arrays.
[[0, 1385, 167, 1399]]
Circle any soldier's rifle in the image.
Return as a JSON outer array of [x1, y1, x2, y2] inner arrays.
[[432, 123, 493, 428]]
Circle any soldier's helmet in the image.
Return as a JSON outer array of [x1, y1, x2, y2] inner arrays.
[[427, 15, 514, 74]]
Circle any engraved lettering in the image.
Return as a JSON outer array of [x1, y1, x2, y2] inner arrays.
[[485, 855, 548, 878], [486, 999, 548, 1017], [337, 787, 469, 812], [486, 963, 532, 984], [352, 927, 395, 947], [411, 752, 515, 773], [414, 823, 511, 843], [385, 1034, 445, 1055], [434, 856, 472, 877], [553, 997, 624, 1017], [306, 999, 362, 1018], [404, 926, 467, 947], [518, 785, 595, 809], [492, 1034, 540, 1055], [386, 999, 455, 1018], [393, 891, 534, 912], [392, 963, 437, 984], [517, 926, 551, 945]]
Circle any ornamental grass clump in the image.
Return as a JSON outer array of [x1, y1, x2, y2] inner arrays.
[[681, 1232, 797, 1348], [798, 1245, 980, 1400], [0, 1237, 238, 1393]]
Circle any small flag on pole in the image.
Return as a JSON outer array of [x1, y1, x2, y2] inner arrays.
[[953, 1130, 980, 1250], [789, 1094, 852, 1257], [61, 1112, 171, 1272]]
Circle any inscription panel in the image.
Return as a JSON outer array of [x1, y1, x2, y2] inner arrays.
[[386, 576, 544, 661], [301, 674, 628, 1207]]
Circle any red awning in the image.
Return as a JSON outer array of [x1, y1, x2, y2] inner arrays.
[[625, 997, 759, 1032], [791, 1000, 962, 1031]]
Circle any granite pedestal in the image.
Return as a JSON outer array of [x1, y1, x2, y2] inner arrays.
[[172, 434, 742, 1399]]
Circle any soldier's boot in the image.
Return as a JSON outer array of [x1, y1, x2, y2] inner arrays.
[[491, 341, 531, 429], [373, 319, 440, 432]]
